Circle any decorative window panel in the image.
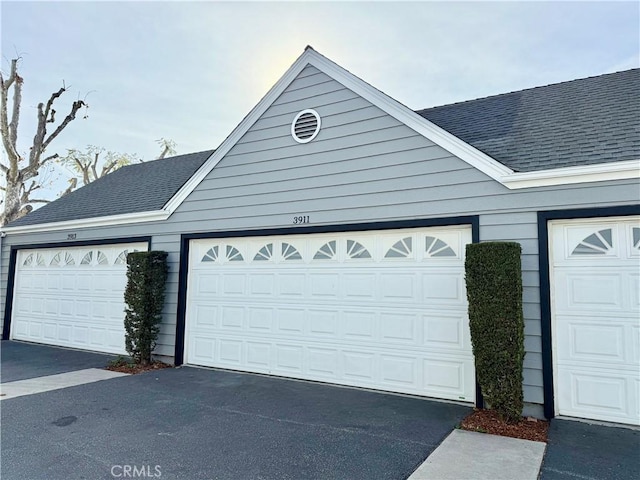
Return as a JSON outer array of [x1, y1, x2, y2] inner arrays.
[[385, 237, 412, 258], [50, 253, 62, 266], [346, 240, 371, 259], [282, 243, 302, 261], [23, 254, 33, 267], [81, 252, 93, 265], [115, 250, 129, 265], [425, 236, 456, 257], [226, 245, 244, 262], [314, 241, 337, 260], [64, 253, 76, 266], [97, 251, 109, 265], [202, 247, 219, 262], [571, 229, 613, 255], [632, 227, 640, 250], [254, 243, 273, 261]]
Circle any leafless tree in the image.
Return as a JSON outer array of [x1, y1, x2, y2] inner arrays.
[[156, 137, 176, 159], [58, 139, 177, 196], [0, 57, 87, 226], [58, 146, 140, 196]]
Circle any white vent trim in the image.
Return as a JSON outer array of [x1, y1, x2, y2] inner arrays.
[[291, 109, 321, 143]]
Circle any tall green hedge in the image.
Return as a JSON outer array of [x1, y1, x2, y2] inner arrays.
[[124, 251, 169, 365], [465, 242, 524, 423]]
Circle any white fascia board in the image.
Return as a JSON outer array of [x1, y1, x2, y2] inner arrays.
[[0, 210, 169, 235], [502, 159, 640, 189]]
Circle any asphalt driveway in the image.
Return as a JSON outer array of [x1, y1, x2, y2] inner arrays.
[[4, 341, 639, 480], [540, 418, 640, 480], [1, 340, 118, 382], [1, 341, 470, 480]]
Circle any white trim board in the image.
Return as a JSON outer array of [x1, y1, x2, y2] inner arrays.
[[503, 159, 640, 189], [1, 210, 169, 234]]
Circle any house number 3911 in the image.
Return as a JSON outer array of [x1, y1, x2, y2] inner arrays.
[[293, 215, 310, 224]]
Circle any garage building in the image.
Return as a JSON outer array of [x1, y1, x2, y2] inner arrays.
[[2, 48, 638, 425]]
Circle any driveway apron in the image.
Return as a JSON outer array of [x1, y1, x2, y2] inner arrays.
[[1, 360, 471, 480], [540, 418, 640, 480], [1, 340, 118, 382]]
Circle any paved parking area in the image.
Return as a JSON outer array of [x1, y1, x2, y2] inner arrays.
[[540, 418, 640, 480], [1, 341, 470, 480], [1, 340, 118, 382], [3, 341, 639, 480]]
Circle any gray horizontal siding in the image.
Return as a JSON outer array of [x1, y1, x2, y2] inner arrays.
[[2, 64, 638, 409]]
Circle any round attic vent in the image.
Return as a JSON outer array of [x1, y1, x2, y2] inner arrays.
[[291, 109, 321, 143]]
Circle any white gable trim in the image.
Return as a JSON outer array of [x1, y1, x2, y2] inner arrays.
[[163, 48, 511, 214], [164, 48, 637, 213], [161, 51, 315, 214]]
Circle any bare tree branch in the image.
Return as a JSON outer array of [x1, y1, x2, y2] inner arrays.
[[0, 58, 23, 170], [23, 180, 41, 196], [156, 137, 176, 159], [58, 145, 139, 194], [8, 60, 21, 148], [101, 159, 119, 176], [40, 153, 59, 165], [59, 177, 77, 197], [41, 99, 84, 153], [91, 150, 99, 180], [1, 57, 87, 225]]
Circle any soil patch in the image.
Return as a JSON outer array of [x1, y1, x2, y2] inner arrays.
[[460, 408, 548, 442], [105, 358, 171, 375]]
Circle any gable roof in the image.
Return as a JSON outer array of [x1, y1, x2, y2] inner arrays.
[[6, 150, 213, 228], [3, 48, 638, 233], [417, 68, 640, 172]]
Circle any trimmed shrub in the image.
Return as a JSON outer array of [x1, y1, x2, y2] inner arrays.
[[124, 251, 169, 365], [465, 242, 524, 423]]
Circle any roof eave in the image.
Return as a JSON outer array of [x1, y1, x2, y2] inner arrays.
[[502, 159, 640, 189], [1, 209, 169, 235]]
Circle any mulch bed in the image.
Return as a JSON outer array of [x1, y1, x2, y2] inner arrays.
[[105, 360, 171, 375], [460, 408, 549, 442]]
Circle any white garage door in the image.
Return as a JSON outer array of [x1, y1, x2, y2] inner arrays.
[[550, 217, 640, 425], [185, 226, 475, 402], [11, 243, 148, 354]]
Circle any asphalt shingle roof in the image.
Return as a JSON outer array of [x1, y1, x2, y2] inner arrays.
[[7, 150, 213, 227], [417, 68, 640, 172], [7, 69, 638, 228]]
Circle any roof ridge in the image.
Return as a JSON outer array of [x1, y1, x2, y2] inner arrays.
[[113, 148, 215, 173], [415, 68, 639, 113], [130, 148, 215, 165]]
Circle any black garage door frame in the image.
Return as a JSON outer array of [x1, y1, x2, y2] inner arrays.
[[174, 216, 481, 406], [537, 204, 640, 419], [2, 236, 152, 341]]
